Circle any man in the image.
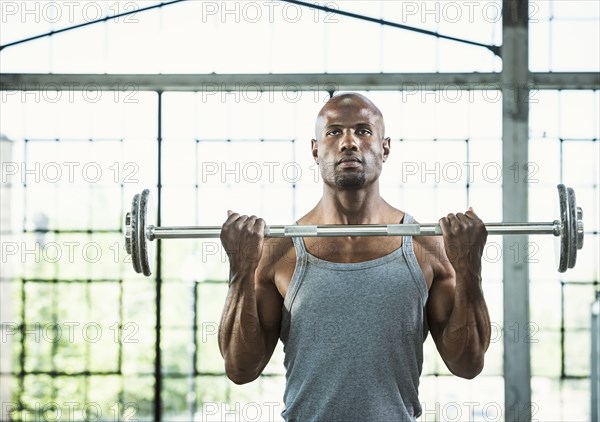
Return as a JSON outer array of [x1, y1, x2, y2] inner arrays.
[[218, 93, 491, 421]]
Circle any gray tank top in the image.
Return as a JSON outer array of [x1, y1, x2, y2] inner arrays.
[[280, 213, 429, 422]]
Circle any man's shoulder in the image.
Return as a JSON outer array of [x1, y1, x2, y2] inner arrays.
[[258, 236, 295, 271], [413, 231, 454, 287]]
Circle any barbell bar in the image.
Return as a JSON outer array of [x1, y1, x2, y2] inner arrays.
[[124, 184, 584, 276]]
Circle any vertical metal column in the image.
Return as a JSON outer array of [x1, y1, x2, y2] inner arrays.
[[502, 1, 531, 421], [0, 135, 15, 421], [592, 293, 599, 422], [154, 92, 163, 422]]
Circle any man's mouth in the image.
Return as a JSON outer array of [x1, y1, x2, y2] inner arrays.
[[337, 157, 362, 169]]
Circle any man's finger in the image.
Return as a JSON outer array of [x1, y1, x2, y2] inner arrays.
[[225, 210, 240, 223], [465, 207, 479, 219]]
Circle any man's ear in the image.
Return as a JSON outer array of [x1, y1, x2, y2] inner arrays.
[[311, 139, 318, 162], [382, 137, 391, 162]]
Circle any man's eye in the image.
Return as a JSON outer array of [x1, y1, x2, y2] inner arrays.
[[357, 129, 372, 135], [327, 130, 341, 136]]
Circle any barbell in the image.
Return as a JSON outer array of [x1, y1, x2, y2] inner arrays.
[[125, 184, 584, 276]]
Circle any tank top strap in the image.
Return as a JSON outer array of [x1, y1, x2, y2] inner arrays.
[[401, 211, 416, 250], [291, 235, 307, 256], [284, 237, 309, 311], [401, 212, 428, 304]]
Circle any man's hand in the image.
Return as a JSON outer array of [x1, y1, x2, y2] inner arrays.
[[220, 211, 266, 274], [438, 207, 488, 273], [218, 211, 281, 384]]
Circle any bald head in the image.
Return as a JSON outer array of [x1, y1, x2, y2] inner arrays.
[[315, 93, 385, 140]]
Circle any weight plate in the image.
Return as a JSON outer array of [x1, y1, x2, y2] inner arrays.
[[557, 184, 569, 273], [146, 190, 155, 276], [576, 206, 584, 250], [567, 187, 577, 269], [130, 193, 142, 274], [125, 212, 132, 255], [139, 189, 153, 277]]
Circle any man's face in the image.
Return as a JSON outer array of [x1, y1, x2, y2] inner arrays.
[[312, 96, 390, 189]]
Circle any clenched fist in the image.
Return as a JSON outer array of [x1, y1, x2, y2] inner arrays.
[[220, 211, 266, 273], [438, 207, 488, 272]]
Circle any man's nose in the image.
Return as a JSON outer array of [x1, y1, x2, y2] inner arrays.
[[339, 130, 358, 151]]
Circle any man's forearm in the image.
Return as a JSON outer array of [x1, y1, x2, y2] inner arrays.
[[441, 269, 491, 378], [218, 272, 268, 383]]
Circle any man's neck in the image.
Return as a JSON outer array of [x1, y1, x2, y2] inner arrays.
[[315, 184, 390, 225]]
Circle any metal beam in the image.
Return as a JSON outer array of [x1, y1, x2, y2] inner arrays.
[[502, 1, 531, 421], [1, 72, 598, 92], [532, 72, 600, 90]]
